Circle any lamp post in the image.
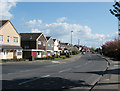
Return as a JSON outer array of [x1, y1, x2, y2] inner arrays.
[[109, 1, 120, 40], [78, 39, 80, 46], [71, 30, 73, 56], [100, 36, 104, 55]]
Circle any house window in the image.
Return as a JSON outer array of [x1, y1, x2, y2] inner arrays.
[[51, 44, 53, 47], [7, 36, 10, 43], [43, 42, 46, 46], [24, 46, 29, 49], [17, 50, 22, 56], [48, 44, 50, 46], [0, 35, 3, 42], [38, 41, 41, 45], [13, 37, 18, 43], [6, 50, 8, 55], [17, 52, 22, 56]]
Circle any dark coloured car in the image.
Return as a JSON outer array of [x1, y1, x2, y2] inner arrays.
[[92, 51, 95, 54]]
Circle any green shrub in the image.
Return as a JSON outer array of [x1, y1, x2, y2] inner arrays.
[[66, 54, 71, 58], [62, 56, 66, 59], [72, 51, 79, 55]]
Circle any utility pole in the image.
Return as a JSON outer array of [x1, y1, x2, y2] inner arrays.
[[109, 0, 120, 40], [71, 30, 73, 56]]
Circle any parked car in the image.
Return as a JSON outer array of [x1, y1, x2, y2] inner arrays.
[[92, 51, 95, 54]]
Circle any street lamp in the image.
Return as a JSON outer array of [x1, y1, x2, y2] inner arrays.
[[71, 30, 73, 56], [109, 1, 120, 40]]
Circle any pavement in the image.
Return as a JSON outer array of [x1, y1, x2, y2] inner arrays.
[[1, 54, 82, 65], [92, 55, 120, 91], [1, 53, 108, 91]]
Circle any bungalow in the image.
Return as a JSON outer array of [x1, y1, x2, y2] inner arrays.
[[0, 20, 22, 60], [53, 39, 60, 56], [46, 36, 54, 56], [20, 33, 47, 59]]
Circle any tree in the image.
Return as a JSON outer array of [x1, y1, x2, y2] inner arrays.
[[110, 1, 120, 39], [110, 1, 120, 19]]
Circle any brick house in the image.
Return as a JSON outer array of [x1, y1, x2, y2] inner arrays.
[[46, 36, 54, 56], [20, 33, 47, 59]]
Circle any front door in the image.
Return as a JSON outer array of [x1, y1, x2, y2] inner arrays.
[[13, 50, 17, 59], [3, 50, 6, 59], [38, 52, 41, 58]]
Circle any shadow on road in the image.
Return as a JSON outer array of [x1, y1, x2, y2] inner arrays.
[[2, 77, 91, 91], [73, 68, 120, 75]]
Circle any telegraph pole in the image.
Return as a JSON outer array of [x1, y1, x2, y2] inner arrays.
[[71, 30, 73, 56]]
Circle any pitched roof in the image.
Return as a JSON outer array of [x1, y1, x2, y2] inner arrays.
[[46, 36, 51, 41], [53, 39, 56, 42], [20, 33, 42, 41], [0, 20, 8, 27], [60, 42, 70, 45]]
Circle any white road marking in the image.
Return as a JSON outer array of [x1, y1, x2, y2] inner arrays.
[[18, 77, 40, 85], [52, 61, 60, 63], [41, 75, 50, 77], [18, 75, 50, 85], [59, 68, 72, 73]]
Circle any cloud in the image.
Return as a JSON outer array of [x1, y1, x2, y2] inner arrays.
[[56, 17, 67, 23], [31, 28, 41, 33], [25, 19, 42, 28], [0, 0, 17, 19], [24, 18, 117, 47]]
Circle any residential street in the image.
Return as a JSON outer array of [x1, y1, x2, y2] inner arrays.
[[2, 53, 107, 91]]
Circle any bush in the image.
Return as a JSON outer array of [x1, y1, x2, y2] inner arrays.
[[60, 52, 66, 56], [72, 51, 79, 55], [102, 39, 120, 60], [66, 54, 71, 58], [62, 56, 66, 59]]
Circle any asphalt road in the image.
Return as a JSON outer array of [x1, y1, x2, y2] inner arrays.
[[2, 53, 107, 91]]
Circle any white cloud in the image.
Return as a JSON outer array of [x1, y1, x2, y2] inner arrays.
[[31, 28, 41, 33], [25, 19, 42, 28], [56, 17, 67, 23], [0, 0, 17, 19], [24, 18, 117, 47]]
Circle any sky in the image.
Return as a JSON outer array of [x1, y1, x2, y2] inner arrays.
[[0, 0, 118, 48]]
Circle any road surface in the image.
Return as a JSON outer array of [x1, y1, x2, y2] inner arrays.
[[2, 53, 107, 91]]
